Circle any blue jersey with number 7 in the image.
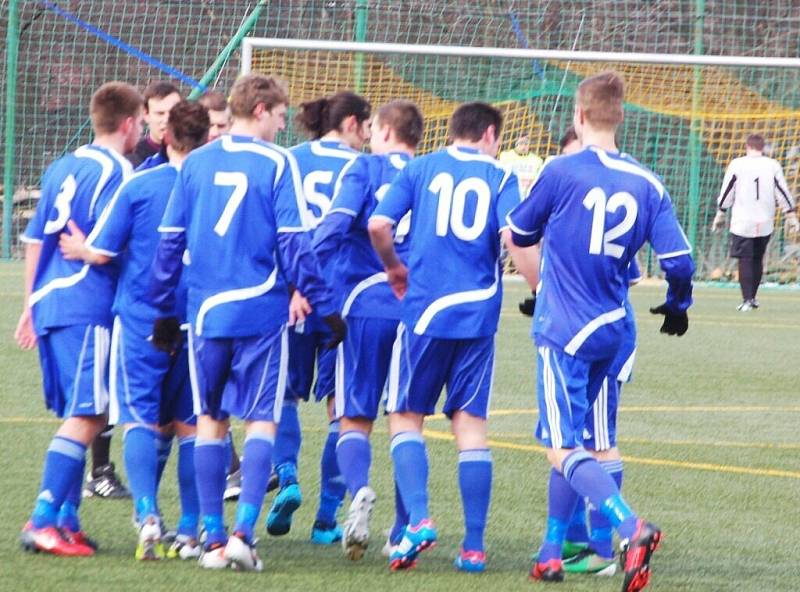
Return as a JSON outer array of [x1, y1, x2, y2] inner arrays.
[[506, 146, 693, 360], [371, 146, 520, 339]]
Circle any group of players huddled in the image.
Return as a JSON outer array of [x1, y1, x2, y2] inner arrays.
[[14, 70, 695, 592]]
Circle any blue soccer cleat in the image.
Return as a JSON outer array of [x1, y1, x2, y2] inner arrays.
[[311, 520, 343, 544], [389, 519, 437, 571], [266, 483, 302, 536], [454, 548, 486, 573]]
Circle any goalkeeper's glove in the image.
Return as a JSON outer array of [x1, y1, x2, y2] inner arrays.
[[518, 292, 536, 317], [711, 211, 726, 233], [785, 211, 799, 234], [649, 303, 688, 337], [322, 313, 347, 350], [152, 316, 182, 354]]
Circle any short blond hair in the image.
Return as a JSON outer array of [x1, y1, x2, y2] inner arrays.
[[576, 71, 625, 130], [228, 74, 288, 119]]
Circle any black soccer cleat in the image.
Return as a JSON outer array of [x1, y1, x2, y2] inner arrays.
[[620, 520, 662, 592], [82, 463, 131, 499]]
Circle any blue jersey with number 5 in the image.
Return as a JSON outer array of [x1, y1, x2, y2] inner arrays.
[[371, 146, 520, 339], [507, 146, 693, 360]]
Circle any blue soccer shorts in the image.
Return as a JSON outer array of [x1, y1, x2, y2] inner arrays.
[[187, 324, 288, 423], [583, 342, 636, 451], [108, 316, 195, 427], [385, 324, 495, 419], [37, 323, 111, 418], [535, 344, 613, 449], [334, 316, 399, 421], [287, 323, 335, 403]]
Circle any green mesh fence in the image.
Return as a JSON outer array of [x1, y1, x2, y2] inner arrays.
[[2, 1, 800, 283]]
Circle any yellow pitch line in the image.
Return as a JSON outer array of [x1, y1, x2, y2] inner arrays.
[[461, 406, 800, 417], [423, 429, 800, 480]]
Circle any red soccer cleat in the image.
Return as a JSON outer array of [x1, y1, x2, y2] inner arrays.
[[620, 520, 662, 592], [529, 558, 564, 583], [20, 522, 95, 556]]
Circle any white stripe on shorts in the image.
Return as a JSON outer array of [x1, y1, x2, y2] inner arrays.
[[385, 323, 405, 413], [186, 326, 202, 416], [273, 326, 289, 424], [334, 343, 345, 419], [539, 346, 562, 449], [108, 318, 121, 425]]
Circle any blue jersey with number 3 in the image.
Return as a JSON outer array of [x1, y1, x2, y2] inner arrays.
[[507, 146, 693, 360], [372, 146, 520, 339]]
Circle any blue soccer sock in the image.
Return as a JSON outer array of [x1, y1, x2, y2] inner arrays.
[[273, 398, 301, 488], [124, 425, 159, 521], [537, 467, 580, 563], [31, 436, 87, 529], [566, 497, 590, 544], [336, 430, 371, 498], [458, 449, 492, 552], [390, 431, 429, 526], [154, 433, 173, 495], [315, 420, 345, 525], [234, 433, 275, 543], [589, 459, 624, 559], [390, 479, 409, 545], [194, 437, 227, 547], [562, 450, 638, 540], [56, 455, 85, 532], [176, 436, 200, 538]]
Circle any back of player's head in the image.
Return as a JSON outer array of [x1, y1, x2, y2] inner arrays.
[[228, 74, 289, 119], [375, 100, 424, 148], [576, 71, 625, 130], [448, 102, 503, 143], [746, 133, 765, 152], [167, 100, 210, 152], [296, 91, 372, 140], [559, 126, 578, 151], [90, 81, 144, 135], [198, 90, 229, 113], [143, 81, 181, 110]]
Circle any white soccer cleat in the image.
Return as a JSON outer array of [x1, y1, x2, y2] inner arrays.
[[167, 534, 201, 560], [381, 533, 398, 558], [135, 517, 165, 561], [198, 544, 229, 569], [342, 486, 376, 561], [224, 533, 263, 572]]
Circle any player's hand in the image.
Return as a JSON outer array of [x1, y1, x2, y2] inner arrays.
[[711, 211, 726, 233], [321, 313, 347, 350], [289, 290, 312, 325], [387, 263, 408, 300], [14, 308, 37, 350], [518, 292, 536, 317], [59, 220, 88, 261], [785, 211, 800, 235], [152, 316, 183, 354], [649, 303, 689, 336]]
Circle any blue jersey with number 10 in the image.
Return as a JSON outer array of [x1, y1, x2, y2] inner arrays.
[[372, 146, 520, 339], [507, 146, 694, 360]]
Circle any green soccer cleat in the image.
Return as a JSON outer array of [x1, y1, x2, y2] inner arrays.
[[531, 540, 589, 563], [563, 549, 617, 576]]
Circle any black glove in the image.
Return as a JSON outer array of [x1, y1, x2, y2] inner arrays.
[[649, 303, 688, 336], [152, 316, 183, 354], [519, 292, 536, 317], [322, 313, 347, 350]]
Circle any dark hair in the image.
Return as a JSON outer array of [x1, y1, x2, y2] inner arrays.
[[576, 71, 624, 129], [448, 102, 503, 143], [167, 100, 210, 152], [559, 126, 578, 152], [198, 90, 228, 112], [376, 100, 424, 148], [746, 133, 765, 151], [143, 81, 181, 110], [90, 81, 144, 135], [296, 91, 371, 140], [228, 74, 288, 118]]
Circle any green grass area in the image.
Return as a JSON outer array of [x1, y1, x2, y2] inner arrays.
[[0, 261, 797, 591]]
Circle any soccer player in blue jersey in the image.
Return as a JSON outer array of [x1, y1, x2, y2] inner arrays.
[[14, 82, 144, 556], [149, 74, 345, 572], [311, 100, 424, 560], [58, 100, 211, 561], [267, 91, 372, 545], [506, 72, 694, 592], [369, 102, 540, 573]]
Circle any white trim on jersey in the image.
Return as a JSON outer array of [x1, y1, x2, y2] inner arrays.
[[195, 266, 279, 336], [341, 272, 388, 317], [657, 248, 692, 259], [413, 264, 499, 335], [20, 235, 43, 244], [539, 346, 563, 449], [74, 145, 116, 219], [310, 140, 359, 161], [271, 141, 314, 230], [221, 135, 285, 184], [331, 155, 359, 205], [617, 348, 637, 383], [328, 207, 358, 217], [591, 147, 665, 198], [446, 145, 510, 172], [563, 306, 627, 356], [158, 225, 185, 233], [505, 213, 537, 236], [368, 213, 397, 226], [29, 264, 90, 307]]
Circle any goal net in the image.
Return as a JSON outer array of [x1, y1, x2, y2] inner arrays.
[[242, 38, 800, 283]]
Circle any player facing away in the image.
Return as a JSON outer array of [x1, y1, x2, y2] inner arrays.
[[369, 102, 540, 573], [58, 100, 211, 561], [506, 72, 694, 592], [712, 133, 798, 311], [15, 82, 144, 555], [149, 74, 345, 572], [311, 100, 424, 560], [267, 91, 371, 545]]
